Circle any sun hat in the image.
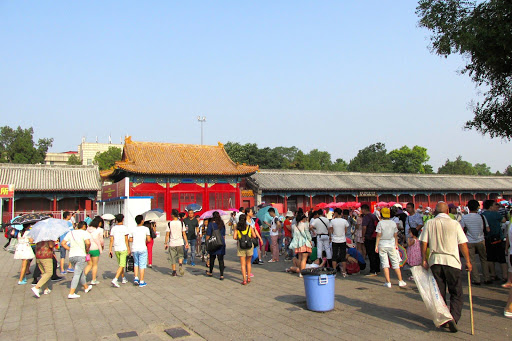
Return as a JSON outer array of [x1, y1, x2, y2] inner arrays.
[[381, 207, 391, 219], [393, 203, 403, 209], [285, 211, 293, 217]]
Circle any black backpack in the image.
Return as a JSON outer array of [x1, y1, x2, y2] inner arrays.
[[238, 227, 252, 250]]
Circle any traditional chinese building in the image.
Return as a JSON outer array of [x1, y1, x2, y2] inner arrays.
[[247, 169, 512, 212], [100, 138, 259, 217], [0, 164, 101, 222]]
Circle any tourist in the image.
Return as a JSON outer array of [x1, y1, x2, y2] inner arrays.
[[84, 216, 104, 285], [503, 219, 512, 288], [109, 214, 130, 287], [481, 200, 507, 282], [199, 218, 209, 263], [311, 209, 332, 264], [390, 206, 406, 247], [31, 239, 55, 297], [361, 204, 380, 276], [206, 211, 226, 279], [330, 208, 349, 276], [285, 257, 327, 274], [460, 200, 491, 285], [283, 211, 294, 261], [260, 212, 272, 260], [103, 219, 112, 238], [13, 224, 34, 285], [59, 211, 74, 274], [419, 202, 471, 332], [289, 213, 312, 278], [62, 221, 92, 299], [353, 210, 365, 259], [309, 210, 319, 247], [342, 209, 356, 241], [165, 209, 188, 277], [268, 208, 281, 263], [228, 211, 236, 235], [406, 228, 422, 279], [233, 213, 259, 284], [145, 220, 156, 268], [448, 203, 462, 222], [405, 203, 424, 243], [183, 209, 199, 266], [375, 207, 406, 288], [130, 215, 150, 287], [505, 287, 512, 318]]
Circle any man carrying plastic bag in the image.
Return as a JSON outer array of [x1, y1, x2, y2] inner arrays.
[[417, 202, 472, 333]]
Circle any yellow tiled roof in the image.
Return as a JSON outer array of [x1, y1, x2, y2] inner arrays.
[[110, 138, 259, 176]]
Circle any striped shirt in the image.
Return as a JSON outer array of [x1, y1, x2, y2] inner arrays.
[[460, 213, 488, 243]]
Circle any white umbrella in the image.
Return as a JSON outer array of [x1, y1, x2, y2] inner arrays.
[[142, 210, 165, 221], [29, 218, 71, 243], [101, 213, 115, 220]]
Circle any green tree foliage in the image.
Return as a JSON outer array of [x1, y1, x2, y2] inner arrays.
[[94, 147, 122, 170], [473, 163, 492, 175], [67, 154, 82, 165], [504, 165, 512, 176], [417, 0, 512, 139], [0, 126, 53, 164], [347, 143, 392, 173], [438, 156, 477, 175], [388, 145, 433, 173]]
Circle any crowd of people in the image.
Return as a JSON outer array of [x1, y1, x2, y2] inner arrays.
[[6, 199, 512, 331]]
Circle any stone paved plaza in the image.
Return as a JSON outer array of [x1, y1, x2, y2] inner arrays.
[[0, 234, 510, 340]]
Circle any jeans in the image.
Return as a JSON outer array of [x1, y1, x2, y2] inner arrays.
[[184, 239, 196, 263], [283, 236, 293, 258], [69, 256, 87, 290], [430, 264, 463, 323], [133, 251, 148, 269], [261, 232, 271, 255]]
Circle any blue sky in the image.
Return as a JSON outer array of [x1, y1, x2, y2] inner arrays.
[[0, 1, 509, 172]]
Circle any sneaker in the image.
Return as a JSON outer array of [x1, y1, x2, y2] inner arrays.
[[285, 258, 292, 262], [398, 280, 407, 287], [365, 273, 378, 277], [134, 277, 139, 285], [90, 280, 100, 285], [121, 277, 128, 284], [504, 311, 512, 318], [268, 259, 276, 263], [172, 271, 177, 277], [190, 262, 196, 266], [60, 270, 67, 275], [179, 266, 185, 276], [258, 260, 264, 264], [183, 259, 187, 264], [68, 294, 80, 299], [250, 273, 254, 278], [31, 287, 41, 298], [18, 279, 27, 285], [43, 289, 51, 295], [384, 282, 392, 288], [31, 283, 37, 286], [67, 268, 74, 273], [148, 264, 152, 268], [85, 286, 93, 293], [139, 282, 147, 288], [51, 276, 63, 282], [111, 279, 120, 288]]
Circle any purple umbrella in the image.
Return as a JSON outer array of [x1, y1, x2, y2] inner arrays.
[[200, 210, 228, 219]]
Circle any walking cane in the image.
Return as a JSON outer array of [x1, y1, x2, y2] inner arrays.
[[467, 271, 474, 335]]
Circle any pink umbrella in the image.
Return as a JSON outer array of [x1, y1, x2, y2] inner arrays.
[[335, 202, 345, 208], [200, 209, 228, 219], [326, 202, 338, 208], [376, 202, 389, 207]]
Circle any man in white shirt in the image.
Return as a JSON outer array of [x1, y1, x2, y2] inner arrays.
[[419, 202, 472, 332], [268, 208, 281, 263], [311, 210, 332, 262], [329, 208, 349, 275], [109, 214, 130, 288], [460, 199, 491, 285], [165, 209, 189, 276], [130, 215, 151, 287]]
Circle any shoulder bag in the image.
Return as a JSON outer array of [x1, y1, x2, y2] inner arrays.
[[206, 224, 224, 253]]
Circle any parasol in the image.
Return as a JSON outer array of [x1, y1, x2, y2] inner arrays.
[[8, 213, 50, 226], [29, 218, 71, 243], [142, 210, 165, 221], [200, 209, 228, 220], [101, 213, 115, 220], [185, 203, 202, 212], [398, 245, 407, 267]]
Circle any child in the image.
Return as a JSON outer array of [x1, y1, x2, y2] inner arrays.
[[406, 228, 421, 280]]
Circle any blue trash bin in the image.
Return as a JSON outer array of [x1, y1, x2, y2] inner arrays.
[[301, 267, 336, 312]]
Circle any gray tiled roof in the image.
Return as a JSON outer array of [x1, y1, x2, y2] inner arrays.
[[0, 164, 101, 192], [250, 169, 512, 192]]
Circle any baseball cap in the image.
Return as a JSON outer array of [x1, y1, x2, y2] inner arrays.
[[381, 207, 391, 218]]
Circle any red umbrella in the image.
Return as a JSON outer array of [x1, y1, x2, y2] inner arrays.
[[376, 202, 389, 207], [335, 202, 345, 208], [314, 203, 328, 209]]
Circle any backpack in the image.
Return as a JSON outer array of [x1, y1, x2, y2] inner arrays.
[[238, 227, 252, 250]]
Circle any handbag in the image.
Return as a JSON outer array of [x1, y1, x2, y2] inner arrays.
[[85, 254, 91, 261], [252, 237, 259, 248], [206, 225, 224, 253], [126, 255, 134, 272]]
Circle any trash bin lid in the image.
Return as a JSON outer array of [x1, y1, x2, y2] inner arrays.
[[300, 267, 336, 276]]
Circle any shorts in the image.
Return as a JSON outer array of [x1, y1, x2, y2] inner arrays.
[[133, 251, 148, 269], [332, 242, 347, 263], [60, 247, 67, 259], [237, 246, 254, 257], [168, 246, 184, 265], [88, 249, 100, 257], [378, 246, 400, 269], [115, 251, 128, 268]]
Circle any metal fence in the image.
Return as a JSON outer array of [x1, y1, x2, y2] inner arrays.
[[2, 210, 98, 224]]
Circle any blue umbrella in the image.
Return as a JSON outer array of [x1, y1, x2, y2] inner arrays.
[[150, 208, 164, 213], [11, 216, 23, 231], [499, 200, 509, 205], [256, 206, 279, 226], [185, 203, 202, 212], [29, 218, 71, 243]]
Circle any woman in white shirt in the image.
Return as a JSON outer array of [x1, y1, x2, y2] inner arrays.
[[62, 221, 92, 299]]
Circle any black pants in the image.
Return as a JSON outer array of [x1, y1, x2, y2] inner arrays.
[[364, 239, 380, 274], [4, 238, 12, 248], [33, 256, 59, 282], [430, 264, 463, 323], [209, 254, 225, 276]]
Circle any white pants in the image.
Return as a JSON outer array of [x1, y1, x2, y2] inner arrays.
[[316, 235, 332, 259]]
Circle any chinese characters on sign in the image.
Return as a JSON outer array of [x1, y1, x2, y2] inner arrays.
[[0, 184, 14, 198]]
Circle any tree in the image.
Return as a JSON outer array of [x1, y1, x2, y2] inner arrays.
[[437, 156, 477, 175], [331, 158, 348, 172], [504, 165, 512, 176], [347, 143, 392, 172], [417, 0, 512, 139], [473, 163, 492, 175], [0, 126, 53, 164], [67, 154, 82, 165], [94, 147, 122, 170], [388, 145, 432, 173]]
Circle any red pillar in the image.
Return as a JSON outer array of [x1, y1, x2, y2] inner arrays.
[[427, 194, 431, 208], [412, 194, 416, 206], [8, 198, 13, 218], [284, 196, 288, 213], [458, 193, 462, 206], [443, 194, 447, 202], [473, 193, 476, 200], [396, 194, 400, 202], [355, 195, 359, 203], [53, 196, 57, 212], [333, 195, 336, 203], [235, 183, 241, 209], [486, 193, 490, 200], [376, 194, 380, 202], [309, 195, 313, 210], [204, 183, 210, 211]]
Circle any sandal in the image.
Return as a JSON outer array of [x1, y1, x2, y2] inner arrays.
[[241, 280, 247, 285], [219, 276, 224, 281], [502, 282, 512, 288], [247, 277, 251, 283], [205, 271, 213, 277]]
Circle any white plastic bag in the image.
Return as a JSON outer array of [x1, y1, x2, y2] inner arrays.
[[411, 266, 453, 328]]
